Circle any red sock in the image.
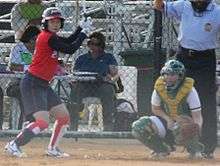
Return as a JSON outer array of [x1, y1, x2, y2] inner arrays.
[[48, 116, 70, 148]]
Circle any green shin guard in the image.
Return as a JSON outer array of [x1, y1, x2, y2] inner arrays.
[[147, 133, 171, 153], [133, 129, 170, 153], [185, 137, 204, 154], [132, 116, 170, 153]]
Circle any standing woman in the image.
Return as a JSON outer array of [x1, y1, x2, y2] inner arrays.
[[5, 7, 93, 158]]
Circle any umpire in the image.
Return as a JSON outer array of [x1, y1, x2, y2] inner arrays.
[[154, 0, 220, 159]]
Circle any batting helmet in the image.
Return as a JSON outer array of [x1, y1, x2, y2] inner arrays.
[[42, 7, 65, 29]]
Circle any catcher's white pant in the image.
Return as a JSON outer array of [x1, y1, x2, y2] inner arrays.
[[149, 116, 167, 138]]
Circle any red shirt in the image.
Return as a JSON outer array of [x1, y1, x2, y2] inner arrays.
[[29, 30, 58, 81]]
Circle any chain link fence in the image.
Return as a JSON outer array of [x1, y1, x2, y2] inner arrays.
[[4, 0, 219, 137], [0, 0, 158, 133], [0, 0, 219, 136]]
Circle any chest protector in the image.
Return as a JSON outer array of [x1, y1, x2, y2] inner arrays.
[[154, 77, 194, 118]]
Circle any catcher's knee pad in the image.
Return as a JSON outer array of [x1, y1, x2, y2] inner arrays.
[[132, 116, 170, 153], [132, 116, 153, 138], [149, 116, 166, 138], [132, 116, 166, 138]]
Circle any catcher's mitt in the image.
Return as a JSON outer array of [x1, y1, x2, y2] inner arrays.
[[172, 115, 200, 145]]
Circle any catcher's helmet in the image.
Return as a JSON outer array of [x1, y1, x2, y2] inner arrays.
[[160, 60, 185, 90], [42, 7, 65, 29]]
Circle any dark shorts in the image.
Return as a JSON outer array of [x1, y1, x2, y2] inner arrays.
[[20, 72, 62, 116]]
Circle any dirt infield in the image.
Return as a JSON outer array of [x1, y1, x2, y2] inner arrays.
[[0, 138, 220, 166]]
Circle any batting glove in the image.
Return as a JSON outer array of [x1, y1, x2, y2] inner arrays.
[[79, 17, 93, 29], [80, 17, 94, 36]]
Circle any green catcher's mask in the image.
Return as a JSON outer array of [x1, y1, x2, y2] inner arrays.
[[160, 60, 186, 91]]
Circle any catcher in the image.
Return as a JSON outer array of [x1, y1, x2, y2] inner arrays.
[[132, 60, 204, 159]]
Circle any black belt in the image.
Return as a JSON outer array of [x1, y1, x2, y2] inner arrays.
[[180, 46, 215, 57]]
